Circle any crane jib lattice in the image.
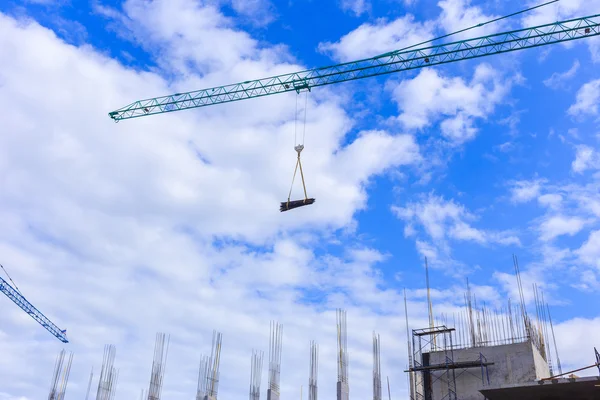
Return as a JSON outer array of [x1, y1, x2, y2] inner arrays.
[[0, 276, 69, 343], [109, 14, 600, 121]]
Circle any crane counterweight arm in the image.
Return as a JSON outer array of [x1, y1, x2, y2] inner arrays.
[[109, 14, 600, 121], [0, 276, 69, 343]]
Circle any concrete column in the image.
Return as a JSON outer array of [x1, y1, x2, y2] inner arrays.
[[337, 381, 349, 400]]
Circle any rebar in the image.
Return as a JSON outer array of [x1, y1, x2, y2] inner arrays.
[[47, 349, 73, 400], [309, 341, 318, 400], [268, 322, 283, 395], [250, 349, 264, 400], [336, 309, 348, 384], [147, 332, 170, 400], [372, 333, 382, 400], [96, 345, 118, 400]]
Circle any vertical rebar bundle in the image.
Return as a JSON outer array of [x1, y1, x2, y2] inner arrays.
[[47, 349, 73, 400], [268, 321, 283, 399], [336, 309, 349, 400], [202, 330, 224, 400], [308, 341, 318, 400], [147, 332, 170, 400], [197, 330, 223, 400], [250, 349, 264, 400], [336, 309, 348, 384], [372, 333, 382, 400], [85, 367, 94, 400], [96, 345, 118, 400], [197, 355, 210, 400]]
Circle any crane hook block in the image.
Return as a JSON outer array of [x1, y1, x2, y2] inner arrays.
[[280, 198, 316, 212]]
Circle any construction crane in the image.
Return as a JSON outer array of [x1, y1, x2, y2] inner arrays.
[[108, 12, 600, 121], [0, 273, 69, 343]]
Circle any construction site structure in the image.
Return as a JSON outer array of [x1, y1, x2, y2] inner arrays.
[[336, 309, 349, 400], [250, 349, 264, 400], [197, 330, 223, 400], [405, 255, 600, 400], [47, 349, 73, 400], [373, 333, 382, 400], [267, 321, 283, 400], [147, 332, 170, 400], [109, 5, 600, 122], [95, 344, 119, 400], [308, 340, 318, 400]]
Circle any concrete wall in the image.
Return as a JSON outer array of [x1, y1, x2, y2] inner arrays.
[[423, 340, 549, 400], [531, 343, 551, 380]]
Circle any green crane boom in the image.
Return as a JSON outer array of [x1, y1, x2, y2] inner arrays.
[[109, 14, 600, 122]]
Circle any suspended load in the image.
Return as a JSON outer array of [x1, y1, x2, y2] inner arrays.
[[281, 91, 315, 212], [281, 144, 315, 212]]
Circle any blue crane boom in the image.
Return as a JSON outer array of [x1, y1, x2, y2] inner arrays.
[[108, 13, 600, 121], [0, 275, 69, 343]]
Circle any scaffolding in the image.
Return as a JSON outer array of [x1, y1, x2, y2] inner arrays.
[[408, 326, 492, 400]]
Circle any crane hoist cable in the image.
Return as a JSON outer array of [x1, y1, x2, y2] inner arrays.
[[281, 90, 315, 212]]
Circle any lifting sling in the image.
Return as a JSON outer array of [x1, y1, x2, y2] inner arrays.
[[280, 91, 315, 212]]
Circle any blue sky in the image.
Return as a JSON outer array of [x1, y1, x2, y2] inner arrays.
[[0, 0, 600, 399]]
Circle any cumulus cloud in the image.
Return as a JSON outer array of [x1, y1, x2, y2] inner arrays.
[[389, 64, 513, 145], [318, 14, 434, 61], [392, 194, 520, 268], [437, 0, 503, 38], [509, 179, 545, 203], [0, 6, 425, 399], [538, 193, 562, 210], [572, 145, 600, 173], [576, 230, 600, 268], [538, 215, 587, 242], [568, 79, 600, 118], [340, 0, 371, 17], [543, 60, 580, 90]]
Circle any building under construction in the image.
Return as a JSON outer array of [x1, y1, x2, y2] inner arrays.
[[45, 297, 599, 400], [405, 257, 600, 400], [43, 259, 599, 400]]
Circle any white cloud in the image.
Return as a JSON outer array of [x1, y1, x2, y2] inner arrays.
[[576, 230, 600, 268], [554, 317, 600, 372], [437, 0, 503, 38], [390, 64, 513, 145], [392, 194, 519, 269], [340, 0, 371, 17], [22, 0, 65, 4], [318, 15, 434, 62], [522, 0, 600, 27], [393, 194, 479, 242], [0, 8, 426, 399], [539, 215, 587, 242], [572, 145, 600, 173], [497, 141, 515, 152], [228, 0, 275, 24], [568, 79, 600, 118], [543, 60, 580, 89], [538, 193, 562, 210], [509, 179, 545, 204]]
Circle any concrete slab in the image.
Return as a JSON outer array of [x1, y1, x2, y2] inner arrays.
[[479, 376, 600, 400]]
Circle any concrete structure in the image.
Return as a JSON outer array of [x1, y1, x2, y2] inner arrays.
[[266, 388, 279, 400], [425, 341, 550, 400], [480, 376, 600, 400], [336, 381, 349, 400]]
